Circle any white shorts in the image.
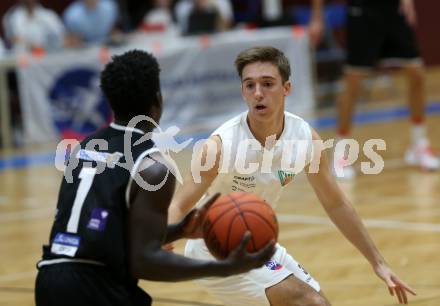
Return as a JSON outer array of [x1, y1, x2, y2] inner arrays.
[[185, 239, 320, 306]]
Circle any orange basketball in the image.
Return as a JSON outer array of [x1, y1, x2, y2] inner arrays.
[[202, 192, 278, 259]]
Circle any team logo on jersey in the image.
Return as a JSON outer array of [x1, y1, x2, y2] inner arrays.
[[265, 260, 283, 271], [277, 170, 295, 186], [51, 233, 81, 257], [87, 208, 109, 232], [49, 68, 112, 140]]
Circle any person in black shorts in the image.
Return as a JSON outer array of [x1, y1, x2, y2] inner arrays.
[[334, 0, 439, 178], [34, 50, 275, 306]]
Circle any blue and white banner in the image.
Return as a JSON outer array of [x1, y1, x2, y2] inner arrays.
[[17, 49, 111, 143], [17, 27, 314, 143]]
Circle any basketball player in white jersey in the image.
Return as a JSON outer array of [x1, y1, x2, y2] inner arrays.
[[168, 46, 416, 306]]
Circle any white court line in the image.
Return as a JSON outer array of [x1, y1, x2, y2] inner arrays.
[[2, 207, 440, 233], [278, 214, 440, 232], [381, 157, 407, 170], [0, 207, 54, 223], [280, 227, 331, 240], [349, 157, 432, 172], [383, 208, 440, 220], [0, 271, 35, 283]]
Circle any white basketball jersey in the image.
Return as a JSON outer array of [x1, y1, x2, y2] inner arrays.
[[206, 111, 313, 207]]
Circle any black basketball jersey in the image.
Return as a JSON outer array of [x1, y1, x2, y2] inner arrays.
[[38, 123, 157, 282]]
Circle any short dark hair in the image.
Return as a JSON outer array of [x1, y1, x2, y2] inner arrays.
[[234, 46, 291, 83], [100, 50, 161, 122]]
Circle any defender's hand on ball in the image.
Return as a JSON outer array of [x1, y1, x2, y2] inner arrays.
[[221, 232, 275, 275], [180, 193, 221, 239]]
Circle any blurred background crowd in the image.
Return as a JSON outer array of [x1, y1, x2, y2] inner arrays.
[[0, 0, 439, 148], [0, 0, 325, 52]]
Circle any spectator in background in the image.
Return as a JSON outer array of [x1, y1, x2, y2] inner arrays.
[[142, 0, 177, 34], [3, 0, 65, 52], [175, 0, 232, 35], [63, 0, 118, 45], [259, 0, 290, 27], [230, 0, 324, 45], [185, 0, 222, 35], [0, 37, 5, 55]]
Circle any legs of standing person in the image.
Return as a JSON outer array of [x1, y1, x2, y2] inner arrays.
[[333, 68, 368, 179], [405, 62, 425, 126], [403, 62, 439, 170], [334, 1, 439, 177], [337, 70, 364, 138], [332, 2, 379, 179], [335, 62, 439, 174]]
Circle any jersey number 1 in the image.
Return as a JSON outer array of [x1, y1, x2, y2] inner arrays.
[[66, 168, 97, 233]]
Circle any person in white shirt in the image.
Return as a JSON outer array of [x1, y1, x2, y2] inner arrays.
[[174, 0, 232, 34], [63, 0, 118, 44], [142, 0, 177, 34], [168, 46, 416, 306], [5, 0, 65, 51]]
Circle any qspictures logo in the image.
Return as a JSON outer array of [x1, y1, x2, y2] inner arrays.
[[54, 115, 387, 191]]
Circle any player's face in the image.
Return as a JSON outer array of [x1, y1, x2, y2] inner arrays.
[[241, 61, 291, 122]]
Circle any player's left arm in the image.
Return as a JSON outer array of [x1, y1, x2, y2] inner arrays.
[[133, 151, 216, 243], [164, 193, 220, 242], [305, 129, 416, 304]]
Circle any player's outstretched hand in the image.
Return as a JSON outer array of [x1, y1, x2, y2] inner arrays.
[[180, 193, 221, 239], [374, 263, 417, 304], [222, 232, 275, 276]]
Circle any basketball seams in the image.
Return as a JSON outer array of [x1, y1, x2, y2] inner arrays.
[[242, 211, 278, 238], [228, 194, 257, 252], [226, 212, 244, 256], [203, 192, 278, 258], [229, 192, 250, 202], [206, 193, 253, 212], [235, 201, 277, 235], [205, 208, 236, 239]]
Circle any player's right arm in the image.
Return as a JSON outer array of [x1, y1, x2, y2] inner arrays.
[[309, 0, 324, 47], [306, 129, 416, 304], [128, 152, 274, 282], [168, 135, 222, 224]]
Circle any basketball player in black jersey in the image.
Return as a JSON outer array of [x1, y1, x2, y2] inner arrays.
[[35, 50, 275, 306]]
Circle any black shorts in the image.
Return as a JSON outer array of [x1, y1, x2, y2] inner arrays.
[[347, 2, 420, 68], [35, 263, 152, 306]]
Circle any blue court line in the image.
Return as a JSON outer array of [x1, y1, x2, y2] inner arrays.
[[1, 101, 439, 172], [0, 152, 55, 170], [311, 102, 440, 130]]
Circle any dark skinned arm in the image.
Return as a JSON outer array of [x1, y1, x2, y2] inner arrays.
[[128, 155, 275, 282]]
